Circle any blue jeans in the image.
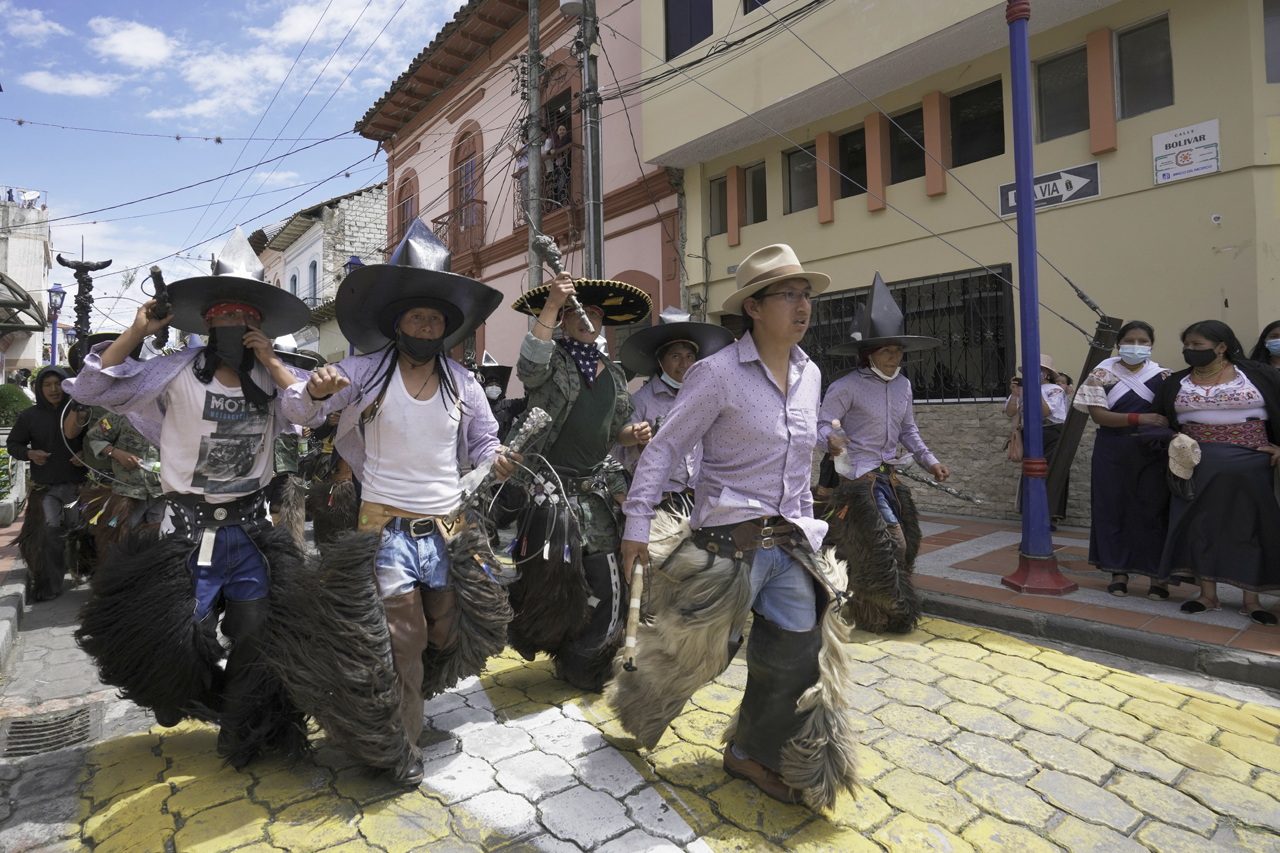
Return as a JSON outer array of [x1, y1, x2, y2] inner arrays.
[[873, 473, 901, 525], [374, 527, 451, 599], [189, 525, 269, 619], [742, 545, 817, 633]]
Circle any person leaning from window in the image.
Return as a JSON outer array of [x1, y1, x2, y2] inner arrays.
[[1073, 321, 1171, 599], [1249, 320, 1280, 371], [9, 366, 86, 601], [1004, 354, 1069, 523], [1151, 320, 1280, 626]]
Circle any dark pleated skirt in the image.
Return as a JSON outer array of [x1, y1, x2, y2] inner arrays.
[[1158, 442, 1280, 591], [1016, 423, 1070, 521], [1088, 427, 1169, 576]]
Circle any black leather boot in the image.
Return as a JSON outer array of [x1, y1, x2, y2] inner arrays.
[[556, 551, 627, 693], [216, 597, 271, 768]]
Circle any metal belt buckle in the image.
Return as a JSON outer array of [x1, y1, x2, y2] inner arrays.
[[759, 525, 774, 537], [409, 517, 437, 538], [759, 535, 776, 550], [213, 507, 228, 521]]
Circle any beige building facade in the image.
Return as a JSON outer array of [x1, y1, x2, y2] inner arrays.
[[636, 0, 1280, 521]]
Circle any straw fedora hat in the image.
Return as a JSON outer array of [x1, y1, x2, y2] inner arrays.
[[719, 244, 830, 315], [1018, 354, 1055, 376]]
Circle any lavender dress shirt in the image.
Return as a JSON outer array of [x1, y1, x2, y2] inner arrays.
[[816, 369, 939, 480], [615, 377, 698, 492], [622, 332, 827, 552], [279, 350, 501, 481]]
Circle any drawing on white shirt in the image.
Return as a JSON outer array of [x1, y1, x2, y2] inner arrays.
[[191, 391, 270, 494]]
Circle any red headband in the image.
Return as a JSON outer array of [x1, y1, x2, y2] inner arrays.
[[204, 302, 261, 322]]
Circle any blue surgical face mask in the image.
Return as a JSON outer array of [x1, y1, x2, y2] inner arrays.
[[1266, 339, 1280, 356], [1118, 345, 1151, 365]]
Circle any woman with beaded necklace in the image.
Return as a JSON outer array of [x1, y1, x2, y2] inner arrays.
[[1152, 320, 1280, 625]]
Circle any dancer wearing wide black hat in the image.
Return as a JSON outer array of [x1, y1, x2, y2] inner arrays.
[[277, 220, 515, 786], [819, 271, 950, 634], [616, 306, 734, 516], [507, 272, 653, 693], [66, 228, 314, 768]]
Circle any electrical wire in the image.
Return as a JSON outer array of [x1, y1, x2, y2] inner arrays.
[[0, 116, 365, 143], [599, 20, 1093, 341]]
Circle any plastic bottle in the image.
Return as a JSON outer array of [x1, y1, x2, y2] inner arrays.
[[144, 459, 161, 474], [830, 419, 853, 477]]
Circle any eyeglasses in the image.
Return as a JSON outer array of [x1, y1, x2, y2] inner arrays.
[[757, 290, 813, 304]]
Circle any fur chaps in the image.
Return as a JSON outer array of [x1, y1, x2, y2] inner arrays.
[[17, 485, 56, 600], [74, 532, 225, 720], [422, 525, 513, 696], [605, 512, 753, 749], [277, 476, 307, 552], [266, 530, 410, 773], [824, 478, 922, 634], [83, 489, 138, 553], [307, 479, 358, 548], [506, 502, 590, 660]]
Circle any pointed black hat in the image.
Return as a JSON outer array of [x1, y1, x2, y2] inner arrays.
[[167, 227, 313, 338], [826, 271, 941, 356], [335, 219, 502, 354], [619, 306, 735, 377]]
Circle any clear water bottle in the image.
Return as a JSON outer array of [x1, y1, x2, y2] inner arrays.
[[298, 437, 309, 454], [830, 419, 853, 477], [144, 459, 161, 474]]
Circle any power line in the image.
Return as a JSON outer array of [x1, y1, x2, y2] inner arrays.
[[0, 116, 365, 143], [599, 20, 1093, 341]]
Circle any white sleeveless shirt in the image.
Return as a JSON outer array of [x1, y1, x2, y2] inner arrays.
[[362, 367, 462, 516]]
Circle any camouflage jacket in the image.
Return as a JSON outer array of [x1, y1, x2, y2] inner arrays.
[[84, 406, 162, 500], [274, 433, 300, 476]]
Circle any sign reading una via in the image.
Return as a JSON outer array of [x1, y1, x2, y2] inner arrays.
[[998, 162, 1101, 217]]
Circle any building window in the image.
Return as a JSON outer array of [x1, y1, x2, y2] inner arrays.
[[950, 80, 1005, 167], [744, 0, 770, 12], [396, 178, 417, 245], [889, 108, 926, 184], [289, 274, 298, 296], [801, 265, 1015, 402], [308, 261, 317, 302], [1037, 48, 1089, 142], [745, 163, 767, 225], [1268, 0, 1280, 83], [786, 146, 818, 214], [838, 128, 867, 198], [1118, 18, 1174, 118], [665, 0, 712, 60], [709, 176, 728, 236]]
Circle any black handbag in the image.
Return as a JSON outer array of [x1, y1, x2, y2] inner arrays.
[[1167, 469, 1196, 502]]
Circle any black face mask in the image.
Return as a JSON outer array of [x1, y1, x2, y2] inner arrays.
[[213, 325, 249, 368], [396, 332, 445, 365], [1183, 348, 1220, 368]]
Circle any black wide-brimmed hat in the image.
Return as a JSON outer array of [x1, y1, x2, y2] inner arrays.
[[511, 279, 652, 327], [167, 227, 312, 338], [273, 334, 321, 371], [826, 271, 941, 357], [620, 306, 735, 377], [335, 219, 502, 354], [68, 331, 145, 373]]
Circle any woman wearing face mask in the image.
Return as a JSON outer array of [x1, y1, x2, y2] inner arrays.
[[1151, 320, 1280, 625], [1248, 321, 1280, 369], [1005, 354, 1070, 523], [1073, 321, 1170, 598]]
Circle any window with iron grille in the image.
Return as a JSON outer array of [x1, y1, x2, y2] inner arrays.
[[800, 265, 1015, 402]]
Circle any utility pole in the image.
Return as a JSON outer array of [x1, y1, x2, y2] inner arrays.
[[579, 0, 604, 280], [525, 0, 545, 295]]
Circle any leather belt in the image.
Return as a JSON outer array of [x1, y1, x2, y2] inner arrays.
[[691, 515, 798, 560], [561, 474, 608, 497], [358, 500, 466, 540], [165, 490, 268, 529], [390, 516, 439, 538]]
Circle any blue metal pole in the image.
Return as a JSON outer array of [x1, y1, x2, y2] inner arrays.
[[48, 314, 58, 367], [1002, 0, 1076, 594]]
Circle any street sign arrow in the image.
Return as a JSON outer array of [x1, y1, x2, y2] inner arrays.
[[999, 161, 1101, 216]]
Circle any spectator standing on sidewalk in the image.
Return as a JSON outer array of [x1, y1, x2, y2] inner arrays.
[[1152, 320, 1280, 625], [1005, 354, 1069, 522], [1073, 321, 1171, 599], [1248, 320, 1280, 369]]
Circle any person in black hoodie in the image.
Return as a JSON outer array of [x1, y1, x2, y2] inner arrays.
[[9, 366, 86, 600]]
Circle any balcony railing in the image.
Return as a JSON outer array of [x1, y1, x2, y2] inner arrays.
[[513, 144, 581, 229], [431, 198, 487, 254]]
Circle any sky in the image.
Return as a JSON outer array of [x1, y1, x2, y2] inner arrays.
[[0, 0, 459, 329]]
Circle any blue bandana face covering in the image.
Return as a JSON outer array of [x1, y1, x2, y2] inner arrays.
[[559, 336, 602, 387]]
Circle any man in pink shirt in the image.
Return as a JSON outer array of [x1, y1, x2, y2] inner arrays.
[[609, 245, 859, 810]]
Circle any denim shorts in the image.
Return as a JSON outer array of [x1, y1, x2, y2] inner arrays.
[[374, 526, 451, 599]]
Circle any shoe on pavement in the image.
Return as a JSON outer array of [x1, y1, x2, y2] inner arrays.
[[723, 743, 803, 805], [392, 755, 425, 787], [153, 708, 181, 728]]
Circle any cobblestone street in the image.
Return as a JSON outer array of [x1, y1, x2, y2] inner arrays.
[[4, 600, 1280, 852]]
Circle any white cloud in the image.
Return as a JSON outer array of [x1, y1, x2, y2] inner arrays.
[[0, 2, 71, 46], [89, 17, 179, 69], [254, 170, 301, 186], [19, 70, 124, 97]]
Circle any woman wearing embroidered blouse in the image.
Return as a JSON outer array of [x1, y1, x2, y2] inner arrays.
[[1248, 320, 1280, 369], [1152, 320, 1280, 625], [1005, 354, 1070, 522], [1073, 322, 1170, 599]]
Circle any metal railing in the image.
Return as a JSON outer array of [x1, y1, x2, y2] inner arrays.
[[1, 186, 46, 209], [801, 264, 1016, 402], [431, 199, 487, 254], [513, 144, 580, 229]]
